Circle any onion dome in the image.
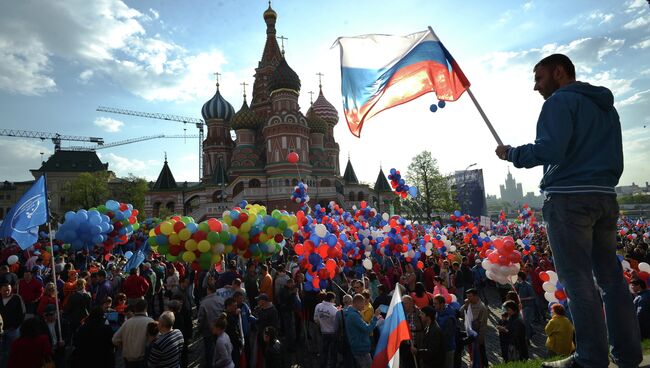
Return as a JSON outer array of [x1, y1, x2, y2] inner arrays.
[[312, 89, 339, 125], [263, 3, 277, 22], [201, 86, 234, 121], [231, 99, 263, 130], [269, 58, 301, 93], [306, 109, 327, 134]]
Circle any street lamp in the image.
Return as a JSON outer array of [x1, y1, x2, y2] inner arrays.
[[465, 163, 477, 171]]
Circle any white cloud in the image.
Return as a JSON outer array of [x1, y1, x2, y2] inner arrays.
[[626, 0, 648, 13], [0, 0, 228, 101], [618, 89, 650, 108], [149, 8, 159, 20], [624, 15, 650, 29], [94, 117, 124, 132], [633, 38, 650, 49], [106, 152, 147, 174], [0, 139, 52, 181], [522, 2, 534, 11]]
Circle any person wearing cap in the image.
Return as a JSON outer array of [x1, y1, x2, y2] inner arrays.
[[0, 282, 25, 368], [43, 304, 71, 368], [94, 270, 113, 308]]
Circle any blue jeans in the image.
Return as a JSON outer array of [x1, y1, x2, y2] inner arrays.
[[543, 194, 641, 368], [320, 333, 337, 368]]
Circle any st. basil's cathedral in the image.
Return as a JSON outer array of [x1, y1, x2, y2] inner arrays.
[[144, 4, 393, 220]]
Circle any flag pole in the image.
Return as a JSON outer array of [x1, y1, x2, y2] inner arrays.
[[426, 26, 504, 146], [466, 88, 503, 146], [43, 174, 63, 340]]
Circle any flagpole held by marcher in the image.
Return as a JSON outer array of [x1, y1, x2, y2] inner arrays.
[[466, 88, 504, 145], [425, 26, 503, 146], [44, 174, 64, 341]]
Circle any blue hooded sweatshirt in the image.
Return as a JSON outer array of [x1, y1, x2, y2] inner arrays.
[[344, 306, 378, 354], [436, 305, 457, 352], [507, 82, 623, 194]]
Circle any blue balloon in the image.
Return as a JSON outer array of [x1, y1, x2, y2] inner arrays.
[[438, 100, 446, 108], [106, 200, 120, 211], [429, 104, 438, 112], [64, 211, 76, 222], [408, 186, 418, 198], [454, 210, 462, 217]]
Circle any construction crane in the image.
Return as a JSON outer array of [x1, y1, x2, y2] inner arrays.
[[97, 106, 205, 179], [64, 134, 200, 151], [0, 129, 104, 151]]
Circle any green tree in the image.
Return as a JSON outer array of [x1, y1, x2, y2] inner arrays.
[[64, 171, 110, 210], [110, 174, 149, 219], [618, 194, 650, 204], [404, 151, 457, 221]]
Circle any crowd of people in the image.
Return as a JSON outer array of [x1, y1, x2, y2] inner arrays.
[[0, 214, 648, 368]]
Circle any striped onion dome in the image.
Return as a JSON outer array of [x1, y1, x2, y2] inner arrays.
[[312, 88, 339, 125], [201, 87, 235, 121], [306, 109, 327, 134], [231, 99, 263, 130]]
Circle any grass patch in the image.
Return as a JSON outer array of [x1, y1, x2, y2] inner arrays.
[[493, 340, 650, 368]]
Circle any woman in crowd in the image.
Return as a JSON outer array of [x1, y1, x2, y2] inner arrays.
[[71, 306, 115, 368], [7, 317, 52, 368], [411, 282, 434, 309], [544, 303, 575, 357], [496, 300, 528, 361], [37, 282, 58, 316]]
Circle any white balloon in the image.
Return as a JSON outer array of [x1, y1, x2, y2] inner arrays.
[[482, 259, 491, 271], [315, 224, 327, 238], [639, 262, 650, 273], [546, 271, 558, 284], [382, 213, 390, 221], [542, 281, 557, 293], [362, 258, 372, 270], [449, 245, 457, 253], [450, 294, 458, 303], [485, 270, 495, 281], [7, 255, 18, 265], [425, 249, 432, 256], [545, 291, 559, 303], [213, 243, 225, 254]]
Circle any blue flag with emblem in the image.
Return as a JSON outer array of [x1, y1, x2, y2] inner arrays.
[[123, 249, 146, 272], [0, 175, 49, 250]]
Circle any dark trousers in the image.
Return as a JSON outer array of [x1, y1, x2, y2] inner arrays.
[[124, 359, 146, 368], [320, 333, 337, 368]]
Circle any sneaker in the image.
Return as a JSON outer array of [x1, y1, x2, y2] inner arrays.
[[541, 355, 583, 368]]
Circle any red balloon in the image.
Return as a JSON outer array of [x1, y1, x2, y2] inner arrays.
[[554, 290, 567, 300], [312, 276, 321, 289], [417, 261, 424, 270], [287, 152, 299, 164], [294, 243, 304, 256], [539, 271, 550, 282], [488, 252, 499, 263]]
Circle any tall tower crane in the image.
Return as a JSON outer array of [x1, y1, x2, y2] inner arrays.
[[97, 106, 206, 179], [64, 134, 200, 151], [0, 129, 104, 151]]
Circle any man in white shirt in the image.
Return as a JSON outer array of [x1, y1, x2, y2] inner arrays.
[[112, 299, 153, 368], [314, 292, 339, 368]]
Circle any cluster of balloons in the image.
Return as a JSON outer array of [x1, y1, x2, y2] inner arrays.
[[539, 270, 567, 304], [482, 236, 522, 285], [148, 202, 298, 270], [516, 238, 536, 255], [518, 204, 535, 223], [96, 200, 140, 249], [388, 168, 418, 199], [291, 182, 310, 211], [429, 100, 446, 113], [56, 209, 113, 250]]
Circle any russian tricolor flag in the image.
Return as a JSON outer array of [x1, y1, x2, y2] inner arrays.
[[334, 28, 470, 137], [371, 286, 411, 368]]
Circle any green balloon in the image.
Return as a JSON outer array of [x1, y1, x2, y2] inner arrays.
[[166, 254, 177, 262], [219, 230, 230, 244], [272, 209, 282, 220], [147, 237, 157, 246], [97, 205, 107, 213], [207, 232, 220, 245], [181, 216, 194, 224], [278, 220, 288, 231], [198, 222, 210, 233], [157, 245, 169, 255]]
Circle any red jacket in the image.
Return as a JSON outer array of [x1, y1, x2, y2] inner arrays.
[[8, 335, 52, 368], [18, 278, 43, 304], [121, 275, 149, 299]]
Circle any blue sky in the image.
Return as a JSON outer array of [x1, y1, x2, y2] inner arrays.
[[1, 0, 649, 197]]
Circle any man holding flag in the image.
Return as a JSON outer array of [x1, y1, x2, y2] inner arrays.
[[346, 293, 383, 368]]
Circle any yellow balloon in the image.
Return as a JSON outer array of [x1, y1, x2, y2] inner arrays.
[[267, 227, 278, 237], [149, 229, 156, 237], [247, 213, 257, 224], [178, 228, 191, 241], [185, 239, 198, 251], [160, 221, 173, 235], [211, 254, 222, 265], [198, 240, 211, 253], [259, 233, 269, 242], [223, 216, 232, 226], [169, 233, 180, 246], [240, 223, 251, 233], [182, 251, 196, 263], [224, 245, 233, 254], [290, 224, 298, 232], [228, 226, 239, 235]]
